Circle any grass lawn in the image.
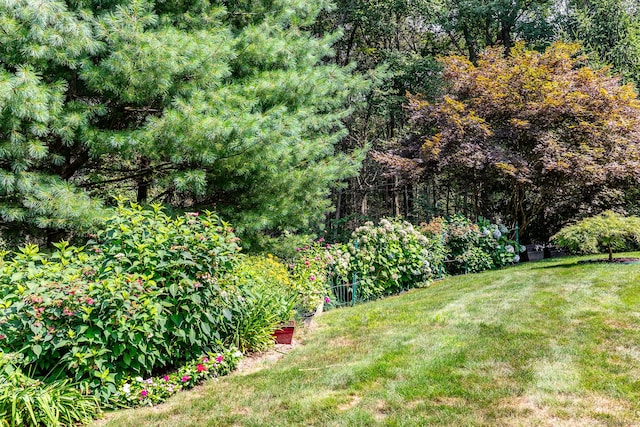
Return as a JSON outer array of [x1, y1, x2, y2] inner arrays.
[[95, 254, 640, 426]]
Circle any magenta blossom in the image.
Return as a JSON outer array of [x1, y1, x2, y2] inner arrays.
[[325, 296, 331, 304], [309, 275, 316, 281], [196, 364, 207, 373], [215, 355, 224, 363], [181, 375, 190, 382], [202, 357, 209, 363], [140, 390, 148, 397], [163, 375, 169, 381]]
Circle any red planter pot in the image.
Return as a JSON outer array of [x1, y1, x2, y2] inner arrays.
[[272, 321, 295, 344]]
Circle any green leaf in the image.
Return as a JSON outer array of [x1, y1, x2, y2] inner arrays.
[[32, 344, 42, 357], [169, 283, 178, 297], [201, 322, 211, 337]]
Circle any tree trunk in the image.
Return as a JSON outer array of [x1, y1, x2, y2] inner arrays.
[[394, 176, 400, 217], [136, 157, 150, 203], [361, 192, 368, 216]]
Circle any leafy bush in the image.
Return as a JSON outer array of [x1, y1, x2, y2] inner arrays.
[[0, 353, 99, 427], [218, 255, 297, 352], [552, 211, 640, 260], [421, 215, 521, 275], [343, 219, 439, 300], [289, 240, 332, 314], [0, 203, 242, 401], [475, 218, 523, 268]]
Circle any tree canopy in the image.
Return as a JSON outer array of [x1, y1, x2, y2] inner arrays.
[[381, 42, 640, 239], [0, 0, 365, 242]]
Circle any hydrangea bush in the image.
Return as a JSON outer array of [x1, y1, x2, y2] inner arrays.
[[341, 219, 440, 300], [421, 215, 522, 275]]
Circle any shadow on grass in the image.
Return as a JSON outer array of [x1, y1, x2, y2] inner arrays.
[[530, 262, 578, 270], [530, 258, 640, 269]]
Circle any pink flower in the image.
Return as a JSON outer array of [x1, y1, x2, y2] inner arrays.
[[196, 364, 207, 372], [186, 212, 199, 216], [304, 260, 310, 266], [325, 296, 331, 304], [140, 390, 148, 397], [215, 355, 224, 363], [181, 375, 190, 382], [309, 275, 316, 281], [202, 357, 209, 363], [86, 298, 94, 305], [163, 375, 169, 381], [0, 334, 5, 340], [296, 247, 301, 252]]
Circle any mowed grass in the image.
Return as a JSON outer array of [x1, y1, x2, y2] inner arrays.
[[96, 254, 640, 426]]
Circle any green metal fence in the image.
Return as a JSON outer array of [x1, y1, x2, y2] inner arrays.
[[327, 239, 359, 308], [325, 223, 520, 309]]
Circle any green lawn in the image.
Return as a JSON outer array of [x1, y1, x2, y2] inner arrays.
[[95, 254, 640, 426]]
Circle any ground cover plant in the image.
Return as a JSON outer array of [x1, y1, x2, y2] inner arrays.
[[96, 253, 640, 426]]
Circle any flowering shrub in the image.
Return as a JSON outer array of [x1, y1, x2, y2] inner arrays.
[[0, 202, 242, 401], [476, 218, 523, 268], [422, 215, 522, 275], [289, 240, 332, 313], [111, 348, 241, 407], [343, 219, 439, 300]]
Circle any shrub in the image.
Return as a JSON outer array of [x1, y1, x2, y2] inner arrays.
[[552, 211, 640, 260], [218, 255, 297, 352], [421, 215, 521, 275], [344, 219, 438, 300], [475, 218, 523, 268], [0, 352, 100, 426], [0, 203, 242, 401], [289, 240, 332, 314]]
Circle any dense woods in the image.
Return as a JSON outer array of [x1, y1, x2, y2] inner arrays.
[[317, 0, 640, 242], [1, 0, 639, 244]]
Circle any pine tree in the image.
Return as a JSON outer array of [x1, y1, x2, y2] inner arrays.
[[0, 0, 365, 239]]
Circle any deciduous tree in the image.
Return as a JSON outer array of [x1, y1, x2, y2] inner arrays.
[[392, 42, 640, 239]]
